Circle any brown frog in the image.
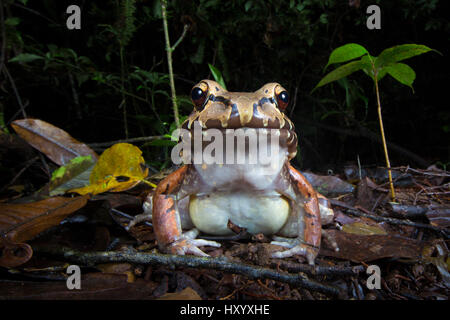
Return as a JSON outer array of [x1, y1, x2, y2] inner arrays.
[[144, 80, 334, 265]]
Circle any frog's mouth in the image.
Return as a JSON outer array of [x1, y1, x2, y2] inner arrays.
[[180, 123, 298, 161]]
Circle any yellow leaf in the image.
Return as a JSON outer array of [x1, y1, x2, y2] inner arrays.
[[70, 143, 148, 195], [342, 221, 387, 236]]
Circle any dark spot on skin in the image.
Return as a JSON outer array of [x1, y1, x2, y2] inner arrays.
[[216, 87, 219, 91], [165, 205, 175, 215], [209, 95, 230, 104], [265, 89, 268, 93], [305, 212, 314, 218], [230, 103, 239, 117], [253, 103, 261, 116], [163, 183, 170, 194], [259, 97, 276, 106]]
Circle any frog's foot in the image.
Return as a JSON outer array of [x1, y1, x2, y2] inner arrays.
[[126, 212, 152, 230], [322, 229, 339, 252], [166, 229, 221, 257], [271, 236, 319, 265]]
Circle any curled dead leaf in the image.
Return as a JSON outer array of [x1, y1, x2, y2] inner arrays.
[[0, 240, 33, 268]]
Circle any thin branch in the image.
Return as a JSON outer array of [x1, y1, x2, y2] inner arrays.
[[171, 24, 189, 52], [0, 0, 6, 74], [88, 135, 166, 148], [34, 245, 343, 297], [161, 0, 180, 127], [3, 66, 27, 118], [11, 2, 59, 25], [331, 199, 450, 238], [271, 261, 365, 277], [0, 156, 39, 193]]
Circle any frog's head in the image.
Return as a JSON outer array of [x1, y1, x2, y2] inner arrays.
[[182, 80, 298, 159]]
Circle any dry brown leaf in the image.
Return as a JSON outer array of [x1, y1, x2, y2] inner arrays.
[[302, 171, 355, 196], [0, 195, 89, 243], [11, 118, 98, 166], [320, 230, 424, 262]]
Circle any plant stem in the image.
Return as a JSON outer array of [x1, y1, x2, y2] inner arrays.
[[161, 0, 180, 128], [374, 75, 396, 202], [120, 44, 129, 139]]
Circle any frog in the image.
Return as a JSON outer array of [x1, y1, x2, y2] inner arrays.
[[140, 80, 335, 265]]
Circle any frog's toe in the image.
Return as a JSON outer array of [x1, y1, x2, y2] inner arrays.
[[271, 244, 307, 258], [190, 239, 221, 248], [168, 238, 220, 257], [126, 212, 152, 230], [271, 240, 318, 265]]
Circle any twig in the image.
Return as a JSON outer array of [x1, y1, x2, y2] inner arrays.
[[346, 208, 448, 238], [171, 24, 189, 52], [330, 199, 449, 237], [34, 245, 343, 297], [0, 156, 39, 193], [11, 2, 59, 25], [110, 208, 152, 228], [397, 166, 450, 178], [3, 66, 27, 118], [38, 152, 51, 179], [271, 261, 365, 277], [88, 135, 166, 148], [161, 0, 183, 127], [68, 72, 82, 119], [0, 0, 6, 74]]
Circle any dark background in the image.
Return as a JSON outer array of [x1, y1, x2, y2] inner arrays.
[[1, 0, 449, 173]]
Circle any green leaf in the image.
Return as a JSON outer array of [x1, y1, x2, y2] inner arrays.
[[324, 43, 368, 70], [5, 17, 20, 26], [208, 63, 227, 90], [9, 53, 44, 63], [313, 60, 367, 92], [375, 44, 437, 69], [49, 156, 95, 196], [383, 63, 416, 91], [244, 0, 253, 12]]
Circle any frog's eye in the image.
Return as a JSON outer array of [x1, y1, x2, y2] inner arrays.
[[191, 87, 208, 111], [276, 90, 289, 111]]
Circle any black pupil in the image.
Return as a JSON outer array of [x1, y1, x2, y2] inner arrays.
[[192, 88, 204, 101], [279, 91, 289, 103]]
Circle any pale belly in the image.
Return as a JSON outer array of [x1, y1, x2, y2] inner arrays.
[[188, 192, 290, 236]]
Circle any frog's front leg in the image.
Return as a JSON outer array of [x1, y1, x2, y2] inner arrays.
[[272, 164, 321, 265], [153, 165, 220, 256]]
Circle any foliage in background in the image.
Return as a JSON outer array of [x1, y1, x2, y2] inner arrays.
[[1, 0, 448, 175], [314, 43, 438, 200]]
